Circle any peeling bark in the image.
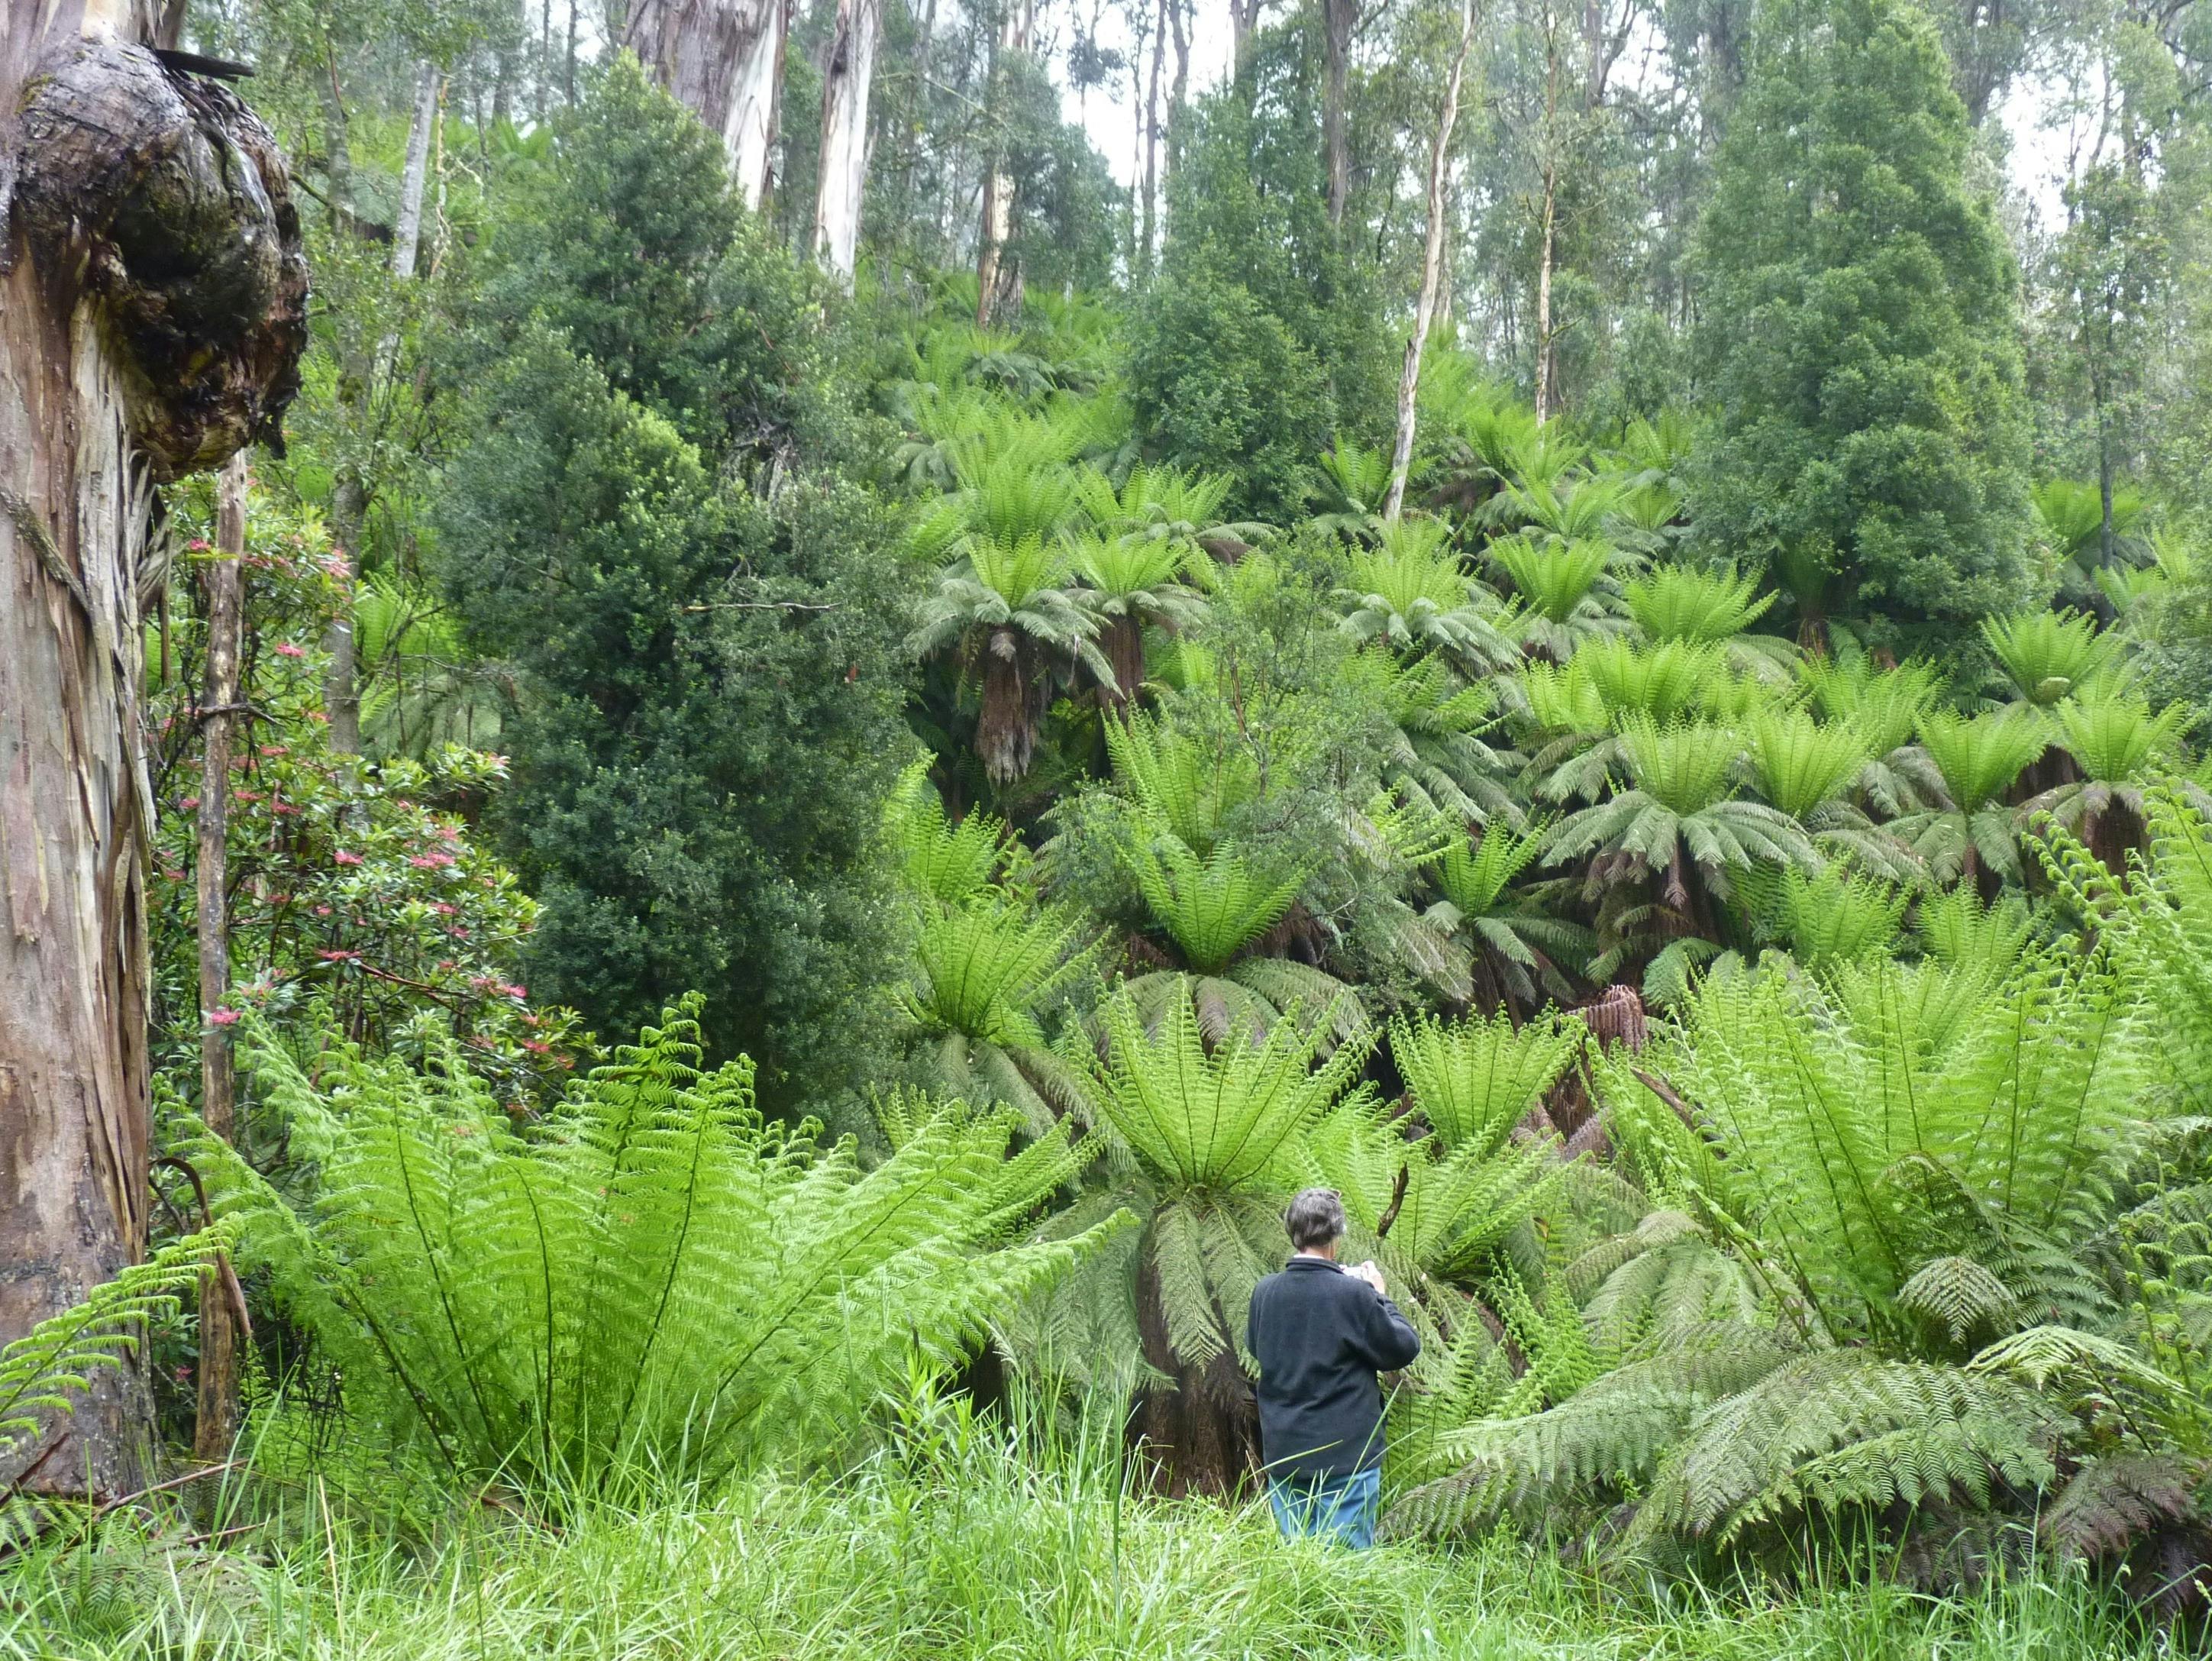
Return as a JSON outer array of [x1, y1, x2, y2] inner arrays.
[[626, 0, 791, 210], [810, 0, 881, 283], [0, 13, 305, 1500]]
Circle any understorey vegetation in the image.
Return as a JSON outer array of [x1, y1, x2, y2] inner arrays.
[[8, 0, 2212, 1649]]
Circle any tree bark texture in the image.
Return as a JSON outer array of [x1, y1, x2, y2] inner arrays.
[[1533, 160, 1558, 424], [1383, 0, 1477, 522], [626, 0, 791, 211], [0, 9, 305, 1501], [975, 0, 1032, 328], [1322, 0, 1355, 231], [392, 61, 440, 284], [811, 0, 881, 283], [190, 453, 245, 1466]]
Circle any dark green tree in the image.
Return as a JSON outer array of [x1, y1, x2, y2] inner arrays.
[[438, 61, 919, 1115], [1688, 0, 2035, 645]]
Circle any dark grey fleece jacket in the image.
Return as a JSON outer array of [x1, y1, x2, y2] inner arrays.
[[1247, 1255, 1421, 1484]]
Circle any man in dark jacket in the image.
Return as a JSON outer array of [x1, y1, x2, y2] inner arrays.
[[1247, 1187, 1422, 1547]]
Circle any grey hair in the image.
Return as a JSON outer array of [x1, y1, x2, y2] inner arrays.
[[1284, 1188, 1346, 1250]]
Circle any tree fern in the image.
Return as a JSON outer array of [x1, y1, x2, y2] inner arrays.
[[1624, 564, 1774, 644], [1980, 609, 2118, 706], [1103, 712, 1262, 855], [188, 1002, 1125, 1488], [1390, 1009, 1583, 1154]]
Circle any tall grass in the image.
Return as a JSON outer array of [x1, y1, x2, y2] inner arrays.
[[0, 1388, 2173, 1659]]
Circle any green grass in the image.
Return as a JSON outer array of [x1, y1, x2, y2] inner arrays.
[[0, 1395, 2172, 1660]]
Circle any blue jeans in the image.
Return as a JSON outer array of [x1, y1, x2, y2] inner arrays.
[[1268, 1466, 1381, 1549]]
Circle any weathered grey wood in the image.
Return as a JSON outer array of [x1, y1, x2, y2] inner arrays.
[[625, 0, 789, 209], [0, 8, 305, 1501], [810, 0, 880, 283]]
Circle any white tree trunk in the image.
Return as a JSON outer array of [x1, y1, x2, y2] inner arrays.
[[0, 4, 305, 1500], [976, 0, 1032, 327], [392, 60, 440, 282], [1383, 0, 1478, 522], [811, 0, 881, 282], [626, 0, 790, 210]]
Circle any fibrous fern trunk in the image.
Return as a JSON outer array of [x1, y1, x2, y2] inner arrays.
[[0, 8, 304, 1499], [1131, 1249, 1259, 1498]]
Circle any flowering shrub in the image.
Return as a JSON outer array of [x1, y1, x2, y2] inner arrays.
[[148, 480, 589, 1118]]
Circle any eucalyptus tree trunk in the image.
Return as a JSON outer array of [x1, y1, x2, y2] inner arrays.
[[626, 0, 790, 208], [1383, 0, 1477, 522], [976, 0, 1032, 327], [1141, 0, 1164, 277], [0, 4, 305, 1501], [1322, 0, 1355, 231], [393, 61, 440, 283], [191, 454, 247, 1466], [1532, 160, 1558, 424], [811, 0, 882, 282]]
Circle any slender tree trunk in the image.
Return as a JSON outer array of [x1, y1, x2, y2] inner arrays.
[[975, 0, 1031, 327], [1167, 0, 1189, 173], [0, 5, 305, 1501], [190, 454, 246, 1466], [565, 0, 579, 103], [539, 0, 554, 119], [1533, 160, 1557, 424], [1141, 0, 1164, 278], [812, 0, 882, 281], [1383, 0, 1477, 522], [626, 0, 791, 209], [393, 62, 440, 283], [1229, 0, 1261, 72], [1322, 0, 1355, 231]]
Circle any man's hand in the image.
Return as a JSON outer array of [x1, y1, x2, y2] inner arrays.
[[1349, 1259, 1385, 1296]]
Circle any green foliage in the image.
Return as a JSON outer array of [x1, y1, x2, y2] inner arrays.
[[1981, 610, 2118, 706], [1390, 1010, 1584, 1154], [1127, 276, 1332, 525], [192, 1001, 1120, 1486], [441, 80, 920, 1112], [1689, 0, 2036, 636]]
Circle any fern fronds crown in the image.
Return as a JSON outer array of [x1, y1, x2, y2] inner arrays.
[[1119, 829, 1305, 974], [1086, 981, 1371, 1194], [1800, 654, 1944, 758], [1579, 638, 1727, 727], [890, 761, 1016, 904], [899, 897, 1093, 1048], [1492, 535, 1616, 623], [1623, 564, 1774, 643], [1103, 710, 1262, 854], [1917, 705, 2048, 811], [1745, 709, 1869, 819], [2050, 686, 2189, 784], [1980, 609, 2118, 706], [1391, 1009, 1583, 1155]]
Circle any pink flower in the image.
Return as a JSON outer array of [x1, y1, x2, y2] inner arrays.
[[504, 984, 528, 1000], [187, 538, 211, 554], [179, 795, 200, 810], [307, 710, 329, 725], [273, 641, 305, 659], [432, 903, 457, 916], [208, 1007, 242, 1026], [333, 850, 363, 867], [317, 948, 359, 963], [523, 1040, 551, 1055], [313, 905, 333, 917]]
